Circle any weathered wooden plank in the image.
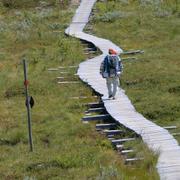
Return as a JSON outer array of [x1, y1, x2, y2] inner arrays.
[[84, 47, 97, 51], [125, 158, 143, 164], [57, 81, 80, 84], [108, 137, 115, 140], [84, 51, 96, 54], [84, 113, 92, 116], [58, 66, 78, 69], [59, 72, 69, 74], [121, 50, 144, 55], [163, 126, 177, 130], [48, 68, 59, 71], [86, 102, 104, 108], [172, 132, 180, 136], [82, 114, 111, 121], [103, 129, 123, 135], [116, 144, 124, 150], [121, 149, 134, 154], [96, 123, 117, 130], [111, 138, 136, 145], [56, 77, 65, 79], [88, 107, 105, 113], [107, 134, 114, 138], [157, 164, 180, 169]]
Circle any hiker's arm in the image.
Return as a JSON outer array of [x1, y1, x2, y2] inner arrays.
[[100, 60, 104, 75], [100, 56, 108, 74]]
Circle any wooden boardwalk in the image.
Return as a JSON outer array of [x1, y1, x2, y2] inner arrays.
[[66, 1, 180, 179]]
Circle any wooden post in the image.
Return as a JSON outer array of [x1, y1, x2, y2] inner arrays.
[[23, 59, 33, 152]]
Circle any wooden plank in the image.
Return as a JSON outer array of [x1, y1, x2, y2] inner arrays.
[[172, 132, 180, 136], [84, 47, 97, 51], [86, 102, 104, 108], [121, 149, 134, 154], [84, 51, 96, 55], [121, 50, 144, 55], [56, 77, 65, 79], [163, 126, 177, 130], [116, 144, 124, 150], [125, 158, 143, 164], [59, 72, 69, 74], [88, 107, 105, 113], [58, 66, 78, 69], [111, 138, 136, 145], [157, 164, 180, 169], [82, 114, 111, 121], [108, 137, 115, 140], [57, 81, 80, 84], [107, 134, 114, 138], [82, 121, 89, 124], [96, 123, 117, 130], [48, 68, 59, 71], [84, 113, 92, 116], [103, 129, 123, 135]]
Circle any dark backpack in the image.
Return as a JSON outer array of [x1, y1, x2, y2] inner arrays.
[[108, 55, 117, 69], [107, 55, 118, 77]]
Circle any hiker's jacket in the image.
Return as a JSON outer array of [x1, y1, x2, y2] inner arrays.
[[100, 55, 123, 78]]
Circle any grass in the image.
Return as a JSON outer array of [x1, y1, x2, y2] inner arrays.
[[92, 0, 180, 130], [0, 0, 160, 179]]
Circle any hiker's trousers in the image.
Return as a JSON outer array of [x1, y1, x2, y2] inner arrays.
[[106, 76, 119, 97]]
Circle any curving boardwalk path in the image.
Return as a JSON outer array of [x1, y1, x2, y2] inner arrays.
[[65, 1, 180, 179]]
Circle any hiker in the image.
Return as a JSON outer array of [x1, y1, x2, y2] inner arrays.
[[100, 48, 123, 99]]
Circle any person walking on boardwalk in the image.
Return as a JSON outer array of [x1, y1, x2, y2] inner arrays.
[[100, 48, 123, 100]]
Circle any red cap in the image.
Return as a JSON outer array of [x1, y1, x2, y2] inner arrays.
[[109, 48, 117, 55]]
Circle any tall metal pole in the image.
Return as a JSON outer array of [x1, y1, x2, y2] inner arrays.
[[23, 59, 33, 152]]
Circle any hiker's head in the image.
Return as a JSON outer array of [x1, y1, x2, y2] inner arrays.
[[109, 48, 117, 55]]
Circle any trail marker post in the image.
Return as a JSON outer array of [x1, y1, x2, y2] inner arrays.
[[23, 59, 33, 152]]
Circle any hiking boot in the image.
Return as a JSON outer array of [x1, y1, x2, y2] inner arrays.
[[108, 95, 113, 98], [112, 97, 115, 100]]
